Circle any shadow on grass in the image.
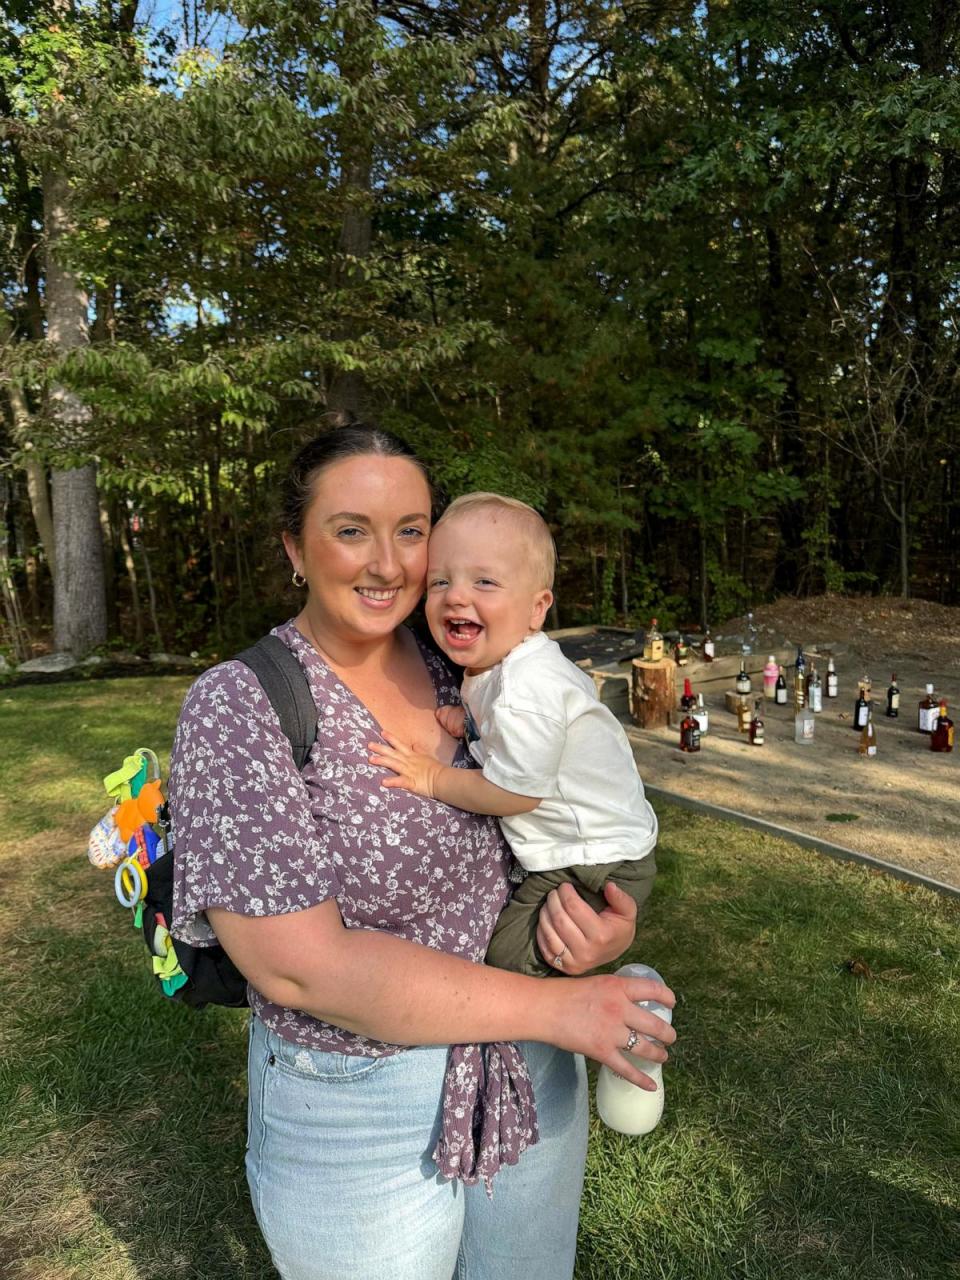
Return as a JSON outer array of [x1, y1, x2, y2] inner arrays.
[[0, 854, 276, 1279], [582, 807, 960, 1280]]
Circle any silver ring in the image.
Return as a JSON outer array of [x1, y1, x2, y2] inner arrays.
[[552, 948, 567, 969], [624, 1028, 639, 1052]]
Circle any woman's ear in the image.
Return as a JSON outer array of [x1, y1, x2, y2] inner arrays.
[[530, 589, 554, 631], [281, 530, 302, 576]]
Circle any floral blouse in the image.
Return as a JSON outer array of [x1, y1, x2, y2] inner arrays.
[[168, 619, 538, 1190]]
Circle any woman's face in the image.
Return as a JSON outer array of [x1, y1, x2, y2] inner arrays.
[[283, 454, 431, 645]]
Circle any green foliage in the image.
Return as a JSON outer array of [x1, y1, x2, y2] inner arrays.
[[4, 0, 960, 651]]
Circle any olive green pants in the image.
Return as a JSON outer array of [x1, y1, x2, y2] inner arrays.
[[485, 853, 657, 977]]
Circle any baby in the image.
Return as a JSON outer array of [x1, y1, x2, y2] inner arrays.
[[369, 492, 658, 977]]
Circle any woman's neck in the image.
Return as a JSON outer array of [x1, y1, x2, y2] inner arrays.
[[293, 607, 406, 676]]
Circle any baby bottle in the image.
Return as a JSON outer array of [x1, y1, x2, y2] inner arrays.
[[596, 963, 673, 1136]]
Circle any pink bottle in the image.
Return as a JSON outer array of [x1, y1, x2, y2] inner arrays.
[[763, 655, 779, 700]]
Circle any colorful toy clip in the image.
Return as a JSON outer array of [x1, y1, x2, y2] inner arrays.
[[114, 856, 148, 909], [103, 748, 160, 804]]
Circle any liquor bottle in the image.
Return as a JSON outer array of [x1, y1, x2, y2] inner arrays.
[[749, 699, 765, 746], [826, 657, 838, 698], [596, 963, 673, 1135], [643, 618, 664, 663], [680, 677, 696, 712], [885, 673, 900, 718], [735, 660, 751, 695], [931, 702, 955, 753], [858, 707, 877, 758], [775, 665, 787, 705], [808, 664, 823, 713], [679, 709, 701, 752], [793, 668, 806, 709], [736, 697, 751, 733], [674, 637, 689, 666], [693, 693, 709, 735], [702, 629, 715, 662], [794, 687, 815, 744], [918, 683, 937, 734], [742, 611, 757, 656], [795, 645, 806, 679], [763, 655, 779, 700], [853, 681, 869, 731]]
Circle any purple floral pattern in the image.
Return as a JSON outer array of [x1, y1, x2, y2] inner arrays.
[[168, 619, 538, 1187]]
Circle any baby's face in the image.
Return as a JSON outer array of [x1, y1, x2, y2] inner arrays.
[[425, 513, 553, 675]]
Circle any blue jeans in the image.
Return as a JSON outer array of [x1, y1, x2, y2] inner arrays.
[[246, 1017, 589, 1280]]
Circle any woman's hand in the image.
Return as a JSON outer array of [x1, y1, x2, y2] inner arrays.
[[536, 880, 638, 976], [544, 971, 676, 1091]]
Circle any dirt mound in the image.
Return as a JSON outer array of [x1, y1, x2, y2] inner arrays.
[[720, 594, 960, 670]]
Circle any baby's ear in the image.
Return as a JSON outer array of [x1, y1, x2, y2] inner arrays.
[[530, 588, 553, 630]]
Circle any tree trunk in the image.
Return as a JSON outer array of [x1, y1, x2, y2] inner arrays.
[[327, 3, 375, 421], [899, 484, 909, 600], [43, 167, 108, 654], [6, 382, 55, 579]]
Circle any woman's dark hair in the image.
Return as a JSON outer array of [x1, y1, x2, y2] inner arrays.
[[281, 423, 432, 539]]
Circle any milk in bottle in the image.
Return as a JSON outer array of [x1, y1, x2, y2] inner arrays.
[[596, 963, 673, 1136]]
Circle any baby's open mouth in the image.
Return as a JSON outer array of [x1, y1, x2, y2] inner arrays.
[[445, 618, 483, 643]]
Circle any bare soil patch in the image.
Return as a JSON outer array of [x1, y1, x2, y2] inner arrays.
[[628, 594, 960, 890]]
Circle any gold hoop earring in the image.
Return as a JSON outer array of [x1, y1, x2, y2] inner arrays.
[[291, 570, 307, 588]]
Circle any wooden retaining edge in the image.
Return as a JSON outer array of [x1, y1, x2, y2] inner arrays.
[[642, 783, 960, 901]]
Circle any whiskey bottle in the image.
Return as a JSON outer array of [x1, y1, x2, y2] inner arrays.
[[737, 697, 752, 733], [826, 657, 838, 698], [693, 693, 709, 735], [853, 682, 869, 731], [749, 699, 765, 746], [679, 710, 701, 752], [795, 645, 806, 680], [885, 673, 900, 718], [858, 707, 877, 757], [674, 637, 689, 666], [931, 702, 955, 753], [735, 660, 751, 695], [775, 665, 788, 705], [763, 655, 779, 700], [918, 684, 937, 734], [643, 618, 664, 663], [808, 664, 823, 713], [794, 687, 815, 744], [702, 629, 715, 662], [680, 677, 696, 712]]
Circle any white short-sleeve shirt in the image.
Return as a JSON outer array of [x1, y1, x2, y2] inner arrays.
[[461, 631, 658, 873]]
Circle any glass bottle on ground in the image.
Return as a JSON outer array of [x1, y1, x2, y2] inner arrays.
[[918, 683, 938, 734], [886, 673, 900, 718], [931, 703, 954, 753], [858, 707, 877, 758]]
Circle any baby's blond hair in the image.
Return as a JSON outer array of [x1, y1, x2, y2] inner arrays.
[[435, 492, 556, 590]]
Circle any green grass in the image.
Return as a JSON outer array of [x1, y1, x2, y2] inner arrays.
[[1, 679, 959, 1279]]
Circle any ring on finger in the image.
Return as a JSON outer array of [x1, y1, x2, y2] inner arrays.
[[624, 1028, 640, 1052], [552, 946, 567, 969]]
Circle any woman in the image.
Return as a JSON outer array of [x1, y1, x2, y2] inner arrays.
[[168, 425, 675, 1280]]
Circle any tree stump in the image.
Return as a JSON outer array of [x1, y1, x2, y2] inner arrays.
[[631, 659, 676, 729]]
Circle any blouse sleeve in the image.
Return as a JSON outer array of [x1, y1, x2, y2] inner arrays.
[[168, 660, 341, 946]]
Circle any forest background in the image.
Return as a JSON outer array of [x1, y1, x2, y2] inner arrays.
[[2, 0, 959, 662]]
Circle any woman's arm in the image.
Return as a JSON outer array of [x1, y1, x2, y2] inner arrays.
[[207, 901, 675, 1090]]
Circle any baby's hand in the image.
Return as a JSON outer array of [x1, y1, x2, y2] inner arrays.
[[368, 732, 445, 800], [436, 705, 466, 740]]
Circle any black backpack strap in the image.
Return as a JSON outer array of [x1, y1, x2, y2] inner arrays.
[[235, 634, 318, 771]]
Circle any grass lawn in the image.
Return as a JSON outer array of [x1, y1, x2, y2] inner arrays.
[[1, 677, 958, 1280]]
